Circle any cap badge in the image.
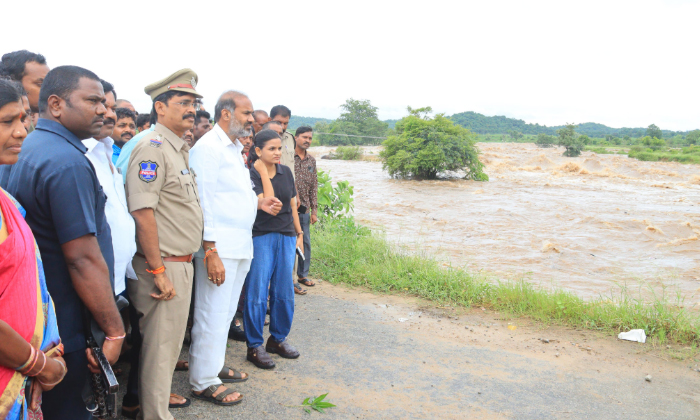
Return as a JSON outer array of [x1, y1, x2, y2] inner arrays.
[[191, 76, 197, 89]]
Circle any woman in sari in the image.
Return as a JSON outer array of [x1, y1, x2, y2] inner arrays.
[[0, 79, 66, 419]]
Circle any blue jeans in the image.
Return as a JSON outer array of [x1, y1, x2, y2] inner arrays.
[[244, 232, 296, 348]]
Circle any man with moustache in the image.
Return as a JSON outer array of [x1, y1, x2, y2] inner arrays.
[[113, 108, 137, 146], [189, 91, 282, 406], [2, 66, 125, 420], [192, 110, 212, 144], [82, 80, 136, 299], [270, 105, 295, 178], [293, 127, 318, 288], [0, 50, 50, 129], [252, 109, 269, 133], [125, 69, 204, 420]]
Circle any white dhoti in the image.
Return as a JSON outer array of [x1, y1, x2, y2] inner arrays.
[[189, 257, 251, 391]]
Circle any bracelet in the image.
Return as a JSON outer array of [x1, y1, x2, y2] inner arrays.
[[16, 346, 35, 372], [146, 265, 165, 275], [204, 247, 218, 262], [20, 347, 40, 376], [31, 351, 47, 377], [37, 359, 66, 387], [296, 231, 303, 237], [105, 334, 126, 341]]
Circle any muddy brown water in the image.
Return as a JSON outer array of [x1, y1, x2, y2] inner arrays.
[[311, 143, 700, 304]]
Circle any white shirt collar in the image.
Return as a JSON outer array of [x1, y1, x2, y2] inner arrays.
[[213, 124, 243, 153]]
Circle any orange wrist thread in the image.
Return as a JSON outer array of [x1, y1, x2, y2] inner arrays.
[[146, 265, 166, 275]]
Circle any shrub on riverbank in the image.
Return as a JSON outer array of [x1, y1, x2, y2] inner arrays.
[[311, 217, 700, 345], [628, 145, 700, 164]]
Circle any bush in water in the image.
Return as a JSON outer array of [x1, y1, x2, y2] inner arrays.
[[380, 112, 488, 181]]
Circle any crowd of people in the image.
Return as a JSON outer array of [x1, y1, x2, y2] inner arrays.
[[0, 49, 319, 420]]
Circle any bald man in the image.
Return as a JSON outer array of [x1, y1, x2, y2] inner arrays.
[[116, 99, 136, 113], [252, 110, 269, 134]]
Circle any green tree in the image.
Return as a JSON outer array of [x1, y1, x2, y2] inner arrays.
[[380, 110, 488, 181], [535, 133, 555, 148], [686, 130, 700, 145], [327, 98, 389, 145], [646, 124, 663, 139], [557, 123, 585, 157]]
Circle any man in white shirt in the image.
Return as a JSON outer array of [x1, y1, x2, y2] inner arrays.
[[189, 91, 282, 404], [82, 80, 137, 296]]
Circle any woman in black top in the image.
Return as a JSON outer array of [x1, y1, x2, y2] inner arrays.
[[243, 130, 303, 369]]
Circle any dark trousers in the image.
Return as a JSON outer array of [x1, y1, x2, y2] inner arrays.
[[42, 349, 91, 420], [123, 297, 141, 406], [297, 213, 311, 278]]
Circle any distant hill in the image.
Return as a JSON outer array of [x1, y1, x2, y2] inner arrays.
[[449, 111, 688, 138], [288, 116, 333, 130]]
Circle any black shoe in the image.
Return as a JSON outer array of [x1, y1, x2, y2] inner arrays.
[[228, 318, 246, 342]]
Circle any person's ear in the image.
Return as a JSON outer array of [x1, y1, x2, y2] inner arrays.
[[46, 95, 63, 119], [154, 101, 167, 117], [255, 146, 262, 156]]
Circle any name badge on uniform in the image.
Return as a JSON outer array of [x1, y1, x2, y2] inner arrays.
[[181, 169, 190, 175]]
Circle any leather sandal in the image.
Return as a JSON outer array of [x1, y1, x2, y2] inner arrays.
[[169, 393, 191, 408], [298, 278, 315, 287], [294, 283, 307, 295], [218, 366, 248, 383], [191, 385, 243, 406]]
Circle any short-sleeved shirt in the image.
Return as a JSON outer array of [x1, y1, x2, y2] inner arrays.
[[1, 118, 115, 353], [115, 126, 155, 183], [280, 132, 296, 180], [250, 163, 296, 237], [125, 123, 203, 257]]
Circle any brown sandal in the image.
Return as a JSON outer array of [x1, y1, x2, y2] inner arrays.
[[191, 385, 243, 406], [298, 278, 315, 287], [218, 367, 248, 383], [294, 283, 307, 295]]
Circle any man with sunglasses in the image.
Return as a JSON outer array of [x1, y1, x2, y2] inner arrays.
[[125, 69, 204, 420]]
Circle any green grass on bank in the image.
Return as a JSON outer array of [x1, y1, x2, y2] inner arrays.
[[332, 146, 363, 160], [311, 217, 700, 346], [628, 145, 700, 164], [585, 146, 629, 155]]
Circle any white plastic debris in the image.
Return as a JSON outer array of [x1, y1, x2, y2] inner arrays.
[[398, 318, 408, 323], [618, 329, 646, 343]]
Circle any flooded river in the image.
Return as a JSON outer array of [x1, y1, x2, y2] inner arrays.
[[310, 143, 700, 303]]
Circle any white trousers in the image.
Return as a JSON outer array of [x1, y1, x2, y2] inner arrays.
[[189, 257, 251, 391]]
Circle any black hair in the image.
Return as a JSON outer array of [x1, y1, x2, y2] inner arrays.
[[100, 79, 116, 101], [116, 107, 136, 122], [0, 50, 47, 81], [136, 113, 151, 129], [295, 126, 313, 137], [38, 65, 100, 114], [270, 105, 291, 119], [150, 90, 188, 125], [0, 78, 23, 109], [196, 110, 211, 123], [262, 121, 282, 130], [247, 129, 281, 167]]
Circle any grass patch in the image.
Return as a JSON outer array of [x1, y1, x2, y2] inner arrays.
[[332, 146, 363, 160], [311, 217, 700, 345], [585, 146, 629, 155], [628, 145, 700, 164]]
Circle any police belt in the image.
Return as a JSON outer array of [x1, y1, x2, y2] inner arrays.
[[135, 252, 194, 263]]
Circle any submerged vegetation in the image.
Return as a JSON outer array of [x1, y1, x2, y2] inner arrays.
[[311, 216, 700, 345]]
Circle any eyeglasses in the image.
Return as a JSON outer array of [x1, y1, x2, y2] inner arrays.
[[172, 101, 201, 111]]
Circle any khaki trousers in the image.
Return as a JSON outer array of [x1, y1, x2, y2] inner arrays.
[[129, 255, 193, 420]]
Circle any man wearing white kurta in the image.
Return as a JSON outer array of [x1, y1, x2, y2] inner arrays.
[[82, 137, 137, 294], [189, 91, 272, 400]]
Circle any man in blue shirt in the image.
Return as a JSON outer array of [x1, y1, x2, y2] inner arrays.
[[115, 118, 154, 183], [1, 65, 125, 420]]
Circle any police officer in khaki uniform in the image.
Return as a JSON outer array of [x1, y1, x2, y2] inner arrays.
[[126, 68, 204, 420], [270, 105, 295, 179]]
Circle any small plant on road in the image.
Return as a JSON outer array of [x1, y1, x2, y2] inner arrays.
[[293, 393, 337, 414]]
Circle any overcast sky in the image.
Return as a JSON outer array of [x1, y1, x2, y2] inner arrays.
[[3, 0, 698, 130]]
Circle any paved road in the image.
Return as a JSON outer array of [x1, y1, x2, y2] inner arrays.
[[115, 282, 700, 419]]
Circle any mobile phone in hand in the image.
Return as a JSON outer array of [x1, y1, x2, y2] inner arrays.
[[296, 246, 305, 261]]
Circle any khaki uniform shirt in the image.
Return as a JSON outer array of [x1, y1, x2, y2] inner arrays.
[[280, 131, 296, 180], [125, 123, 203, 257]]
